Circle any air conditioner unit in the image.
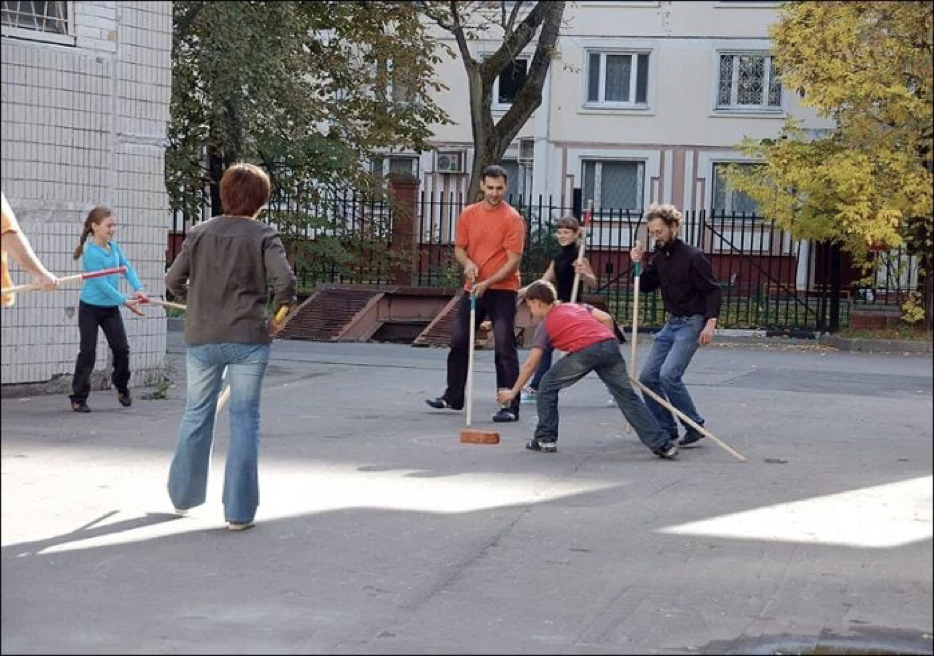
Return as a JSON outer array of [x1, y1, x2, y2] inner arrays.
[[518, 138, 535, 164], [436, 151, 465, 174]]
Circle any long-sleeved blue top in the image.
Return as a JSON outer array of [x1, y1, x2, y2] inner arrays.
[[79, 240, 144, 307]]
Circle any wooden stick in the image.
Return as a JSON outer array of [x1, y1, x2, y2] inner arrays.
[[630, 242, 642, 373], [569, 200, 594, 303], [1, 266, 127, 295], [143, 298, 187, 311], [465, 286, 476, 427], [630, 377, 747, 462]]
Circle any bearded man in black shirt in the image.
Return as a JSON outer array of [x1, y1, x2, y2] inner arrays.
[[630, 203, 722, 447]]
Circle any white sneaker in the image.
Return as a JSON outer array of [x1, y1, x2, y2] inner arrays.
[[520, 387, 537, 404], [605, 398, 616, 407], [227, 521, 254, 531], [174, 507, 189, 517]]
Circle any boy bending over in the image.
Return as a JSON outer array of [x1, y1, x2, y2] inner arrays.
[[497, 280, 679, 459]]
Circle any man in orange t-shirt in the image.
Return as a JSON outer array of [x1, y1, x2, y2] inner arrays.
[[426, 165, 526, 422]]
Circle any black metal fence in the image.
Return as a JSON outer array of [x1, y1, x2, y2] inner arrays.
[[166, 188, 921, 333]]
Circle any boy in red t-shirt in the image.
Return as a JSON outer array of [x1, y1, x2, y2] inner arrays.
[[497, 280, 678, 458]]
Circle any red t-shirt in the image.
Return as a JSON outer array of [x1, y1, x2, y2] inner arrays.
[[454, 201, 525, 291], [533, 303, 616, 353]]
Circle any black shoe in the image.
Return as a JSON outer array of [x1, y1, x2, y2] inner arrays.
[[118, 391, 132, 407], [71, 400, 91, 413], [492, 408, 519, 422], [679, 431, 704, 447], [526, 438, 557, 453], [425, 397, 462, 411], [654, 442, 679, 460]]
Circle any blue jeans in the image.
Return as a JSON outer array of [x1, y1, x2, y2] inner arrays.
[[529, 345, 554, 390], [638, 315, 706, 439], [534, 339, 670, 452], [168, 343, 270, 523]]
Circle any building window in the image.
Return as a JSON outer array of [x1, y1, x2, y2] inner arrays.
[[1, 1, 73, 45], [586, 51, 649, 107], [582, 160, 644, 212], [711, 163, 761, 215], [717, 53, 781, 110], [493, 58, 528, 109]]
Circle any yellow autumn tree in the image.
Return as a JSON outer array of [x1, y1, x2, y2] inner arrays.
[[727, 1, 933, 328]]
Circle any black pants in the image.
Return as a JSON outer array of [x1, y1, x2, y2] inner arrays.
[[70, 301, 130, 403], [444, 289, 520, 413]]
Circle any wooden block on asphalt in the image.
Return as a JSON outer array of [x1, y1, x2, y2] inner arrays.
[[460, 429, 500, 445]]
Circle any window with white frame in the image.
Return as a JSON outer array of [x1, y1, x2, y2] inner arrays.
[[585, 51, 649, 107], [493, 57, 528, 109], [711, 163, 761, 215], [716, 53, 781, 110], [370, 155, 419, 179], [582, 160, 644, 212], [1, 0, 73, 45]]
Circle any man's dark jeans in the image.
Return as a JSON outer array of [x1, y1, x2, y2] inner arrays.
[[534, 339, 669, 452], [443, 289, 520, 414]]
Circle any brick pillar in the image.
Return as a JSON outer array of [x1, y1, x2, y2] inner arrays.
[[389, 173, 420, 286]]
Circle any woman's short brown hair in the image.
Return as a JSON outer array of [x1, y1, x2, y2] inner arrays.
[[220, 163, 271, 217]]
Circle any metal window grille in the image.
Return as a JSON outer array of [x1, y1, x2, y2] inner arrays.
[[1, 0, 68, 35], [717, 53, 781, 109]]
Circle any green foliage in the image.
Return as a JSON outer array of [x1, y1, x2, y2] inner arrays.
[[167, 1, 451, 216]]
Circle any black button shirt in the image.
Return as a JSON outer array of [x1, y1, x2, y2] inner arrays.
[[637, 239, 722, 320]]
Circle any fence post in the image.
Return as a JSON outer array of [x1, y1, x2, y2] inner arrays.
[[389, 173, 420, 286], [572, 187, 582, 220], [829, 241, 842, 332]]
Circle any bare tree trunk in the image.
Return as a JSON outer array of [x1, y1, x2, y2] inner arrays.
[[457, 1, 566, 202]]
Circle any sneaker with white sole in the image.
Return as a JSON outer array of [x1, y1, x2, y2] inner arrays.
[[653, 442, 680, 460], [174, 507, 189, 517], [227, 521, 254, 531], [520, 387, 537, 404], [526, 438, 557, 453]]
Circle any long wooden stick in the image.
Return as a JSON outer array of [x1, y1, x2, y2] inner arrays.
[[465, 287, 476, 427], [142, 298, 186, 311], [569, 200, 594, 303], [630, 377, 747, 462], [1, 266, 127, 294], [630, 243, 642, 373]]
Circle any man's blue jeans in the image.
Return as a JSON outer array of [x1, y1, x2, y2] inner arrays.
[[638, 315, 706, 439], [168, 343, 270, 523], [534, 339, 669, 452]]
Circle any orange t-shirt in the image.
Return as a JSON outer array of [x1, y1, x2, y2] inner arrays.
[[454, 201, 525, 291], [1, 192, 21, 308]]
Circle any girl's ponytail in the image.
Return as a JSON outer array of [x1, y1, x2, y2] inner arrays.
[[73, 225, 92, 260]]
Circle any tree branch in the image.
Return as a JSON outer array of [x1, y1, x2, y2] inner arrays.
[[480, 1, 547, 81]]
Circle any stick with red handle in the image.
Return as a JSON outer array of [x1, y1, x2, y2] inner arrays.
[[1, 266, 128, 295]]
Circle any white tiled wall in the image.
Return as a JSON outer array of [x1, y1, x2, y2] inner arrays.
[[1, 1, 172, 387]]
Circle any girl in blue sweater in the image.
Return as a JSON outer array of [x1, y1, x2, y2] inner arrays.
[[69, 206, 147, 413]]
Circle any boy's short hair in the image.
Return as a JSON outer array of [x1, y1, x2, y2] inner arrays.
[[220, 163, 271, 217], [524, 280, 557, 305], [556, 215, 580, 230]]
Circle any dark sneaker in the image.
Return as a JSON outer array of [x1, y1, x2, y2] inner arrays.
[[526, 438, 557, 453], [425, 397, 462, 411], [118, 391, 132, 407], [492, 408, 519, 422], [679, 431, 704, 447], [71, 400, 91, 413], [654, 443, 680, 460]]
